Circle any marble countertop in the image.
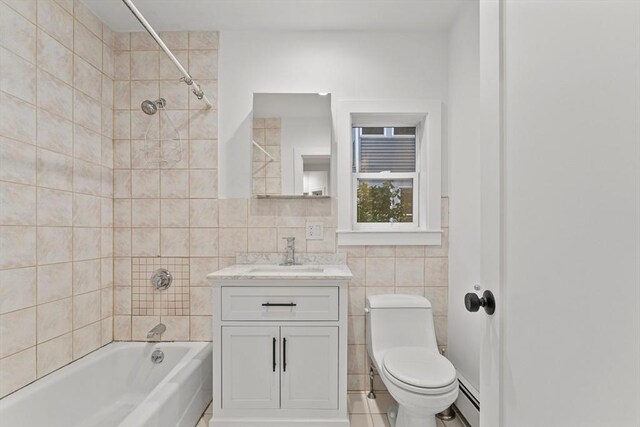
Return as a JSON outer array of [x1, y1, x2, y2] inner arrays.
[[207, 263, 353, 281]]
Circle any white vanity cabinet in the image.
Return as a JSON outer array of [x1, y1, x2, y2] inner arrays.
[[208, 265, 351, 427], [222, 325, 338, 410]]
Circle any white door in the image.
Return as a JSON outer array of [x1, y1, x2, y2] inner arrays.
[[280, 326, 339, 409], [479, 1, 640, 426], [478, 1, 503, 425], [221, 326, 280, 409]]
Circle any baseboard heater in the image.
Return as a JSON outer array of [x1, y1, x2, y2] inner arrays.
[[454, 372, 480, 427]]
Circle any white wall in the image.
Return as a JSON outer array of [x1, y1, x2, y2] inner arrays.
[[447, 1, 481, 392], [218, 31, 448, 198], [501, 1, 640, 425], [281, 116, 331, 194]]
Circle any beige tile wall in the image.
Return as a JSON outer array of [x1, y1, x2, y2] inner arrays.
[[111, 31, 218, 343], [0, 0, 114, 398]]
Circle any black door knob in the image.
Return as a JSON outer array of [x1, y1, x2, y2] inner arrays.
[[464, 290, 496, 315]]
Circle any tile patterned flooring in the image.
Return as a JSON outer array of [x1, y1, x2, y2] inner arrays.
[[195, 392, 468, 427]]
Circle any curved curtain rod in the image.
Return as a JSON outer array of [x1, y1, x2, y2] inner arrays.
[[121, 0, 213, 109]]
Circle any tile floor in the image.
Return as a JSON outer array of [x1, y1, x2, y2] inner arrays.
[[195, 392, 468, 427], [195, 401, 212, 427]]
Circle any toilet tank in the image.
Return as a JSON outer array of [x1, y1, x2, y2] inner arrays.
[[365, 295, 439, 364]]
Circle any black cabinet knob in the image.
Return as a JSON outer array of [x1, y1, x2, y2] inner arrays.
[[464, 290, 496, 315]]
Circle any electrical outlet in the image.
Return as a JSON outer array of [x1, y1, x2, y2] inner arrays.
[[306, 222, 324, 240]]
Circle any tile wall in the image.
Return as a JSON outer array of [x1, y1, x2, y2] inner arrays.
[[110, 30, 218, 343], [0, 0, 114, 398]]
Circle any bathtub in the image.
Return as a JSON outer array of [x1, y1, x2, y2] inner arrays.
[[0, 342, 212, 427]]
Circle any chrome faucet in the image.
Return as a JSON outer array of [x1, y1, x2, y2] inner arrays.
[[281, 237, 296, 266], [147, 323, 166, 339]]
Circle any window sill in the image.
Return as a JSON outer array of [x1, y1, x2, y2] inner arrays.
[[336, 229, 442, 246]]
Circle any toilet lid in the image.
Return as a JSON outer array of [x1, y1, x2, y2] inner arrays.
[[383, 347, 456, 389]]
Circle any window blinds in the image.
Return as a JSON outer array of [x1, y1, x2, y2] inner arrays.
[[358, 136, 416, 173]]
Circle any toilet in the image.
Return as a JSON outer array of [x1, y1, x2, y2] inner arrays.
[[366, 295, 458, 427]]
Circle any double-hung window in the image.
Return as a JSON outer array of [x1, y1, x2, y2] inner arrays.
[[336, 100, 442, 246], [352, 126, 419, 229]]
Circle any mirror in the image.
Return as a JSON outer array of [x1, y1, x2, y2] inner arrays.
[[252, 93, 332, 197]]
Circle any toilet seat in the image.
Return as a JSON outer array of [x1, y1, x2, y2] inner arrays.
[[382, 347, 457, 395]]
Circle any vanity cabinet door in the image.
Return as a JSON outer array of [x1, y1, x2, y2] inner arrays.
[[222, 326, 280, 409], [280, 326, 339, 409]]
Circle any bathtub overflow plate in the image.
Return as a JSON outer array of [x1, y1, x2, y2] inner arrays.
[[151, 268, 172, 290], [151, 349, 164, 364]]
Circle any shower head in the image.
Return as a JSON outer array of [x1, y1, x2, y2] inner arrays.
[[141, 98, 166, 115]]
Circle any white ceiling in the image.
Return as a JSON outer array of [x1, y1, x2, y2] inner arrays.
[[82, 0, 468, 32]]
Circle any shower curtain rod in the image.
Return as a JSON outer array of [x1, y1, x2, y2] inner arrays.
[[121, 0, 213, 109]]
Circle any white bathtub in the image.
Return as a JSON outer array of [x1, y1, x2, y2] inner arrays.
[[0, 342, 212, 427]]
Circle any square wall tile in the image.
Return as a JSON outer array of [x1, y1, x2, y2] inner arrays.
[[72, 259, 101, 294], [37, 29, 72, 85], [37, 263, 72, 304], [37, 297, 72, 342], [36, 333, 71, 377], [162, 199, 190, 227], [38, 0, 73, 49], [218, 198, 247, 228], [72, 321, 101, 358], [74, 21, 102, 69], [1, 226, 36, 269], [0, 2, 36, 63], [0, 182, 36, 226], [37, 69, 72, 121], [0, 347, 36, 398], [190, 228, 218, 257], [37, 108, 73, 156], [0, 46, 36, 103], [131, 170, 160, 198], [189, 169, 217, 198], [131, 228, 160, 256], [160, 228, 189, 257], [0, 137, 36, 185], [0, 91, 36, 144], [189, 199, 217, 227], [132, 199, 160, 227], [0, 267, 36, 314], [218, 228, 247, 257], [0, 307, 36, 358]]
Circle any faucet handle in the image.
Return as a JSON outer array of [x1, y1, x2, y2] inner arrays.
[[282, 237, 295, 246]]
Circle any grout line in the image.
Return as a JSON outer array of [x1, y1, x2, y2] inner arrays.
[[33, 0, 39, 379]]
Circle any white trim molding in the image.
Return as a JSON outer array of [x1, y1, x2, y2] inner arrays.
[[335, 99, 442, 246]]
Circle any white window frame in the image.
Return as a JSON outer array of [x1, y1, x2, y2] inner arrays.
[[336, 99, 442, 246], [352, 172, 419, 230]]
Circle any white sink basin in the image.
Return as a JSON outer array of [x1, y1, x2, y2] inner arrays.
[[248, 265, 325, 274]]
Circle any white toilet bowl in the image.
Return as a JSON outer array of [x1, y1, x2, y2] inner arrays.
[[365, 295, 458, 427]]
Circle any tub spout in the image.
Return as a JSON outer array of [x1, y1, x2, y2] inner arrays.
[[147, 323, 166, 339]]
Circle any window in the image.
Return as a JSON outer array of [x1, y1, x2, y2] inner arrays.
[[352, 127, 418, 226], [336, 100, 442, 246]]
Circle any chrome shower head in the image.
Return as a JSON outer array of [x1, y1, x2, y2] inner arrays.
[[141, 98, 166, 115]]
